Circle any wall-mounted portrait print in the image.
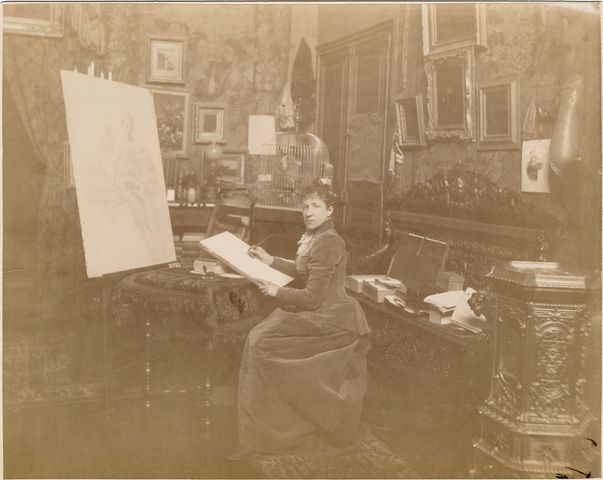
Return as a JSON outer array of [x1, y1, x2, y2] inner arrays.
[[521, 139, 551, 193]]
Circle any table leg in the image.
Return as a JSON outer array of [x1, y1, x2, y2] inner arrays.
[[202, 336, 214, 428], [144, 313, 152, 411]]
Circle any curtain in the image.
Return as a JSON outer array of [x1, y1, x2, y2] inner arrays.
[[4, 33, 86, 321]]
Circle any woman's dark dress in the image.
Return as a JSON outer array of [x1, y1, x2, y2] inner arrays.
[[237, 219, 371, 454]]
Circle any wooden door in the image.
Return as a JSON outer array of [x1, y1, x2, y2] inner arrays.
[[317, 22, 392, 251], [345, 31, 390, 247], [317, 49, 349, 228]]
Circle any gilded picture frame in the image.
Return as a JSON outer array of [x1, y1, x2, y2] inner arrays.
[[421, 4, 487, 56], [146, 36, 186, 84], [146, 87, 190, 155], [478, 76, 521, 150], [3, 4, 64, 37], [193, 103, 226, 144], [395, 95, 426, 148], [424, 48, 476, 141]]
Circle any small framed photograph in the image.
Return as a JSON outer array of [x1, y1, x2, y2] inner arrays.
[[422, 4, 486, 56], [425, 48, 476, 141], [478, 76, 520, 150], [147, 36, 186, 84], [215, 150, 246, 186], [147, 87, 189, 155], [193, 103, 226, 144], [3, 3, 64, 37], [521, 139, 551, 193], [395, 94, 426, 148]]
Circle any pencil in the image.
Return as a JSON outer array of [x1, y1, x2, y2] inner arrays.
[[253, 233, 274, 248]]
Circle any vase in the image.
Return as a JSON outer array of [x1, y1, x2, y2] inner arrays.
[[186, 187, 197, 204]]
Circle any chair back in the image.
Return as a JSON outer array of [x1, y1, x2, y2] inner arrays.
[[206, 189, 254, 243]]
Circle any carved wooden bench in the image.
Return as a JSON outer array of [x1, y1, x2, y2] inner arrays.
[[347, 165, 558, 410]]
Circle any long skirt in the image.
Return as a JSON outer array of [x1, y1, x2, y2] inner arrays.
[[237, 307, 370, 454]]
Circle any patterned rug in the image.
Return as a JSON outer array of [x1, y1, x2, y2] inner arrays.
[[252, 428, 415, 479]]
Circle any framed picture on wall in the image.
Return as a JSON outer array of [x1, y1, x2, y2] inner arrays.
[[215, 150, 246, 186], [521, 139, 551, 193], [193, 103, 226, 144], [421, 4, 486, 56], [395, 94, 426, 148], [425, 48, 476, 141], [147, 87, 189, 155], [478, 76, 520, 150], [3, 3, 64, 37], [147, 36, 186, 84]]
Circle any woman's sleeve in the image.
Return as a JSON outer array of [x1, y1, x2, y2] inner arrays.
[[271, 257, 297, 277], [275, 233, 344, 310]]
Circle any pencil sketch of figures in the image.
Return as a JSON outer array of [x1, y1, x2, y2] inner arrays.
[[61, 71, 175, 277], [114, 112, 165, 258]]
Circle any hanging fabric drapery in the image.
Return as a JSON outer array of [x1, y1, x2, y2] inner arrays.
[[4, 31, 86, 320], [290, 37, 316, 130]]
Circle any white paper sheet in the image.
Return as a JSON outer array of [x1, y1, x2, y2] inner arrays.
[[248, 115, 276, 155], [199, 231, 294, 287], [61, 70, 176, 277]]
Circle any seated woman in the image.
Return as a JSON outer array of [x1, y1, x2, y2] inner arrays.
[[231, 181, 371, 458]]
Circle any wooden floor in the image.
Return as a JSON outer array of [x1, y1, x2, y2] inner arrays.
[[3, 352, 480, 479]]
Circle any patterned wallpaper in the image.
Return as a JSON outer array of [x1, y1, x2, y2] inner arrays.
[[105, 3, 290, 152], [397, 4, 572, 195], [394, 4, 600, 247]]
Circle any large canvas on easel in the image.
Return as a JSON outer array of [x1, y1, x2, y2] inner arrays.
[[61, 70, 176, 277]]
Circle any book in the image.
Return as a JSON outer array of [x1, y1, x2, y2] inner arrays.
[[199, 231, 294, 287]]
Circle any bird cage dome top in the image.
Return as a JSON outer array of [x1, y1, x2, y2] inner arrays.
[[275, 131, 330, 165], [254, 131, 333, 210]]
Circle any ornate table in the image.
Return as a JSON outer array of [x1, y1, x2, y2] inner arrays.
[[114, 266, 264, 425]]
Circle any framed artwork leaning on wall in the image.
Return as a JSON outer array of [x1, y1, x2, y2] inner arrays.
[[215, 150, 246, 186], [395, 94, 426, 148]]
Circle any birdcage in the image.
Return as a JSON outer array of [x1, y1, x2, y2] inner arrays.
[[254, 132, 333, 210]]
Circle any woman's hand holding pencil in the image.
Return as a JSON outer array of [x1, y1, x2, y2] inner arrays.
[[247, 234, 274, 265]]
